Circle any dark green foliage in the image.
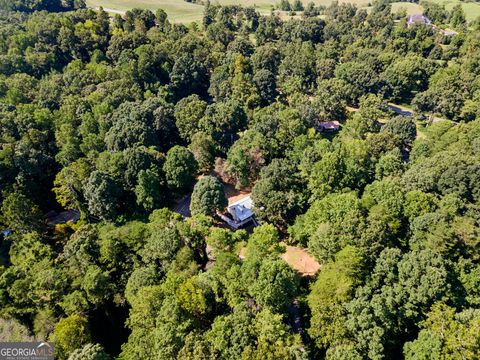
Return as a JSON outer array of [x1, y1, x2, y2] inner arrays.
[[83, 171, 122, 221], [292, 0, 303, 11], [0, 192, 45, 234], [0, 0, 83, 12], [334, 61, 379, 104], [252, 159, 306, 229], [308, 246, 365, 350], [163, 146, 198, 192], [381, 55, 435, 103], [449, 4, 466, 29], [53, 314, 91, 359], [382, 116, 417, 147], [1, 4, 480, 360], [345, 248, 448, 358], [134, 168, 165, 213], [278, 0, 291, 11], [291, 192, 367, 259], [248, 257, 298, 311], [104, 98, 177, 152], [174, 95, 207, 142], [421, 1, 448, 24], [190, 176, 227, 216], [253, 69, 277, 105], [199, 100, 248, 151], [171, 54, 208, 97], [189, 132, 216, 173]]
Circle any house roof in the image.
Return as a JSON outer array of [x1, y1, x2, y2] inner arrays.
[[318, 121, 341, 130], [408, 14, 432, 25], [46, 209, 80, 225], [228, 196, 254, 222]]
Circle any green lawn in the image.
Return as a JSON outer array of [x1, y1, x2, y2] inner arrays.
[[86, 0, 204, 22], [391, 1, 422, 15], [210, 0, 276, 11], [429, 0, 480, 22]]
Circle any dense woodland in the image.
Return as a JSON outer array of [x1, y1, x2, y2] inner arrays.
[[0, 0, 480, 359]]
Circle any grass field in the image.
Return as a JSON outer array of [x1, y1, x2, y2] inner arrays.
[[86, 0, 480, 23], [391, 1, 422, 15], [86, 0, 372, 22], [430, 0, 480, 22], [86, 0, 204, 22]]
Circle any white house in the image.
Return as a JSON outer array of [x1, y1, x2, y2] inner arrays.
[[219, 195, 258, 229]]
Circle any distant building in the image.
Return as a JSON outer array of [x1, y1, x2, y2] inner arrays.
[[407, 14, 432, 27], [406, 15, 456, 36], [317, 121, 341, 132], [218, 195, 258, 229]]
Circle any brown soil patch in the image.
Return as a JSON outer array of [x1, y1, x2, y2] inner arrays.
[[224, 183, 252, 206], [238, 246, 247, 260], [235, 244, 320, 276], [281, 246, 321, 276]]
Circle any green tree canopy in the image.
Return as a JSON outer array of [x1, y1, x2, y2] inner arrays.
[[190, 176, 227, 217], [163, 146, 198, 193]]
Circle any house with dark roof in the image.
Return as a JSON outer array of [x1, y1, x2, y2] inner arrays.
[[317, 121, 341, 132], [45, 209, 81, 226]]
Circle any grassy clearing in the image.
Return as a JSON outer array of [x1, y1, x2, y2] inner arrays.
[[86, 0, 204, 22], [458, 2, 480, 22], [281, 245, 321, 276], [429, 0, 480, 22], [391, 1, 422, 15], [212, 0, 276, 11], [236, 243, 321, 276]]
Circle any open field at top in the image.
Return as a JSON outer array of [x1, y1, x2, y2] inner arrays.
[[85, 0, 380, 22], [86, 0, 204, 22], [390, 1, 422, 15], [86, 0, 480, 23], [429, 0, 480, 21]]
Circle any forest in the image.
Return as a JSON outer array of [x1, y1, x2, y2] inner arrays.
[[0, 0, 480, 359]]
